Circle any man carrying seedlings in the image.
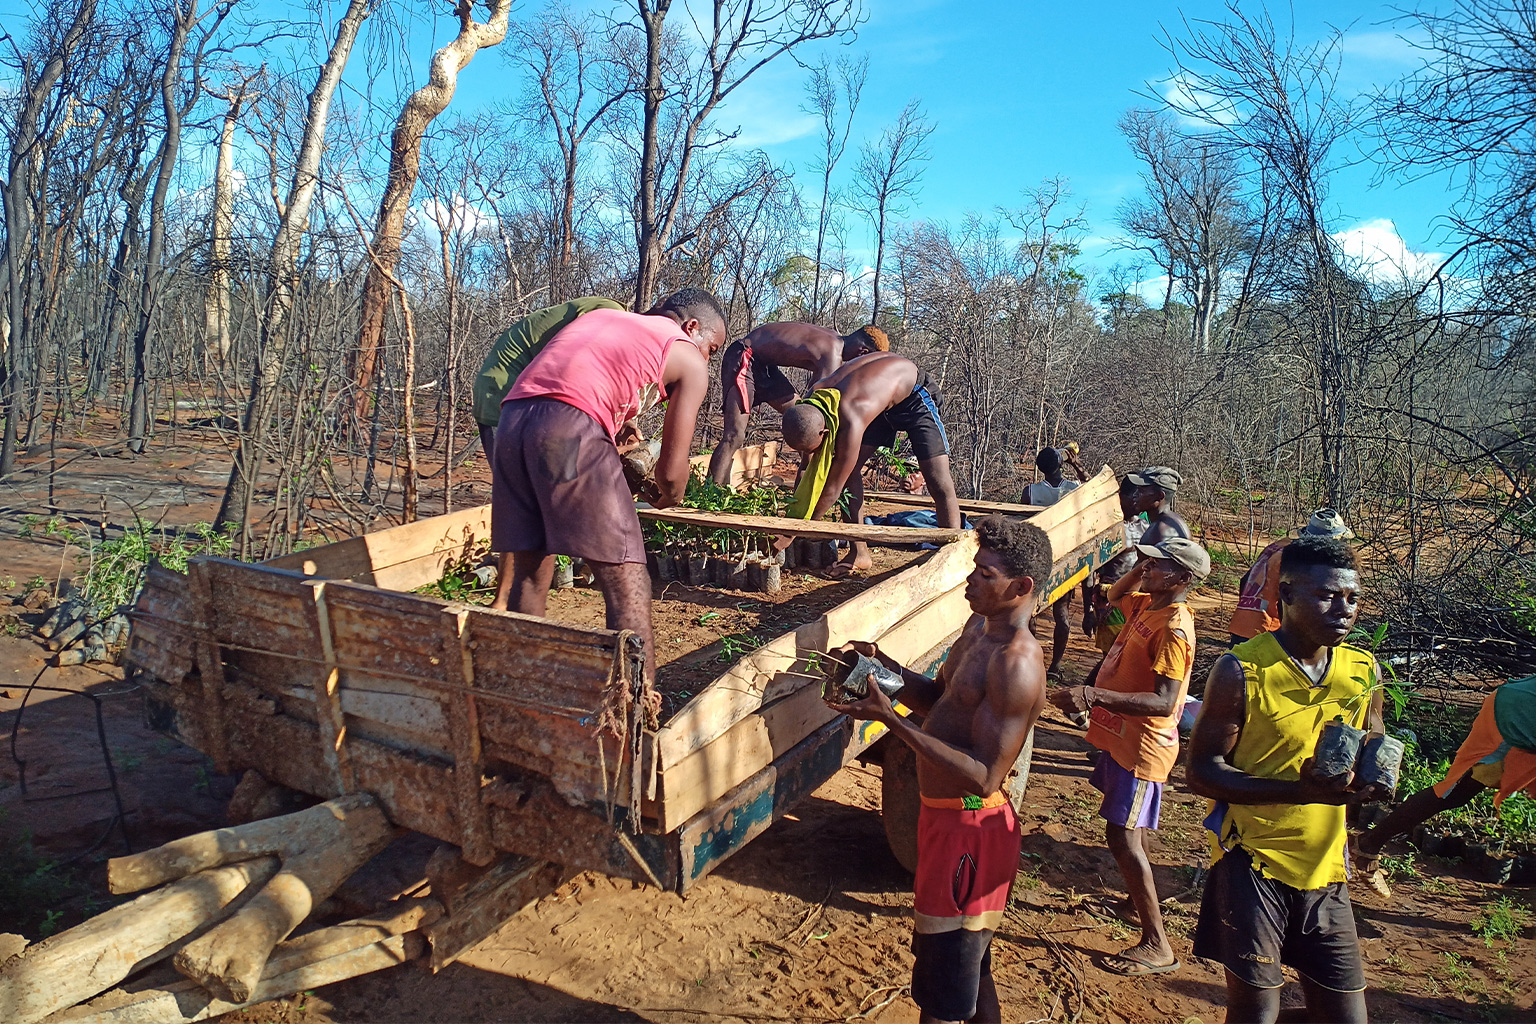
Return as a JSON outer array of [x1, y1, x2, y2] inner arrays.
[[1048, 536, 1210, 977], [1023, 445, 1090, 680], [489, 288, 727, 693], [776, 352, 963, 578], [473, 296, 628, 597], [1187, 535, 1386, 1024], [1122, 466, 1190, 546], [706, 322, 888, 486], [826, 515, 1050, 1024], [1355, 674, 1536, 894], [1227, 508, 1354, 646]]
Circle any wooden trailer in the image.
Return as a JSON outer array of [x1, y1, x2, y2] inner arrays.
[[3, 466, 1126, 1024], [121, 466, 1123, 892]]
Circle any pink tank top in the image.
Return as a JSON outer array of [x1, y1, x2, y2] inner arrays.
[[506, 308, 686, 437]]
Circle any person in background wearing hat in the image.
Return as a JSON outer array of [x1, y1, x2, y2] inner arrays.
[[1187, 535, 1383, 1024], [1048, 536, 1209, 977], [1228, 509, 1353, 646], [1025, 445, 1091, 679], [1123, 467, 1190, 546]]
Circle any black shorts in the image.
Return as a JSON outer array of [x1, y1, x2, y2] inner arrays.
[[863, 370, 949, 460], [478, 423, 497, 463], [912, 930, 994, 1021], [721, 339, 795, 412], [1192, 848, 1365, 993]]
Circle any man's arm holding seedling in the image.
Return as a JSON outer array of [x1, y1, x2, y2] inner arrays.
[[1188, 654, 1381, 806]]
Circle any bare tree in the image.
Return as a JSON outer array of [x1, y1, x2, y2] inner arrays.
[[0, 0, 102, 477], [623, 0, 862, 308], [851, 99, 933, 323], [125, 0, 239, 453], [217, 0, 374, 542], [203, 68, 261, 372], [519, 7, 625, 302], [1163, 3, 1361, 510], [803, 53, 864, 322], [352, 0, 514, 420], [1118, 109, 1257, 354]]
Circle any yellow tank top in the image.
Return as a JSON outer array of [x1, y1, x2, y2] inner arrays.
[[1209, 632, 1376, 890]]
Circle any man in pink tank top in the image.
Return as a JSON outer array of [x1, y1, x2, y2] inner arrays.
[[489, 288, 727, 693]]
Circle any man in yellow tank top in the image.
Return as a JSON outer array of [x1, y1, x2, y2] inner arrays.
[[1188, 536, 1386, 1024]]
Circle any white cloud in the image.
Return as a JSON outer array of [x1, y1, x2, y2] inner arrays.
[[1330, 218, 1447, 286], [416, 195, 497, 243], [1338, 29, 1426, 65], [1160, 73, 1241, 129]]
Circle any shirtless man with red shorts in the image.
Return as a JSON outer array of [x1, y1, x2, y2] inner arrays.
[[829, 515, 1050, 1023], [706, 321, 887, 485], [490, 288, 726, 688]]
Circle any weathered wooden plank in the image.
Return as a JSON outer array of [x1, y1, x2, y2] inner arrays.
[[185, 561, 230, 773], [687, 441, 782, 490], [865, 491, 1046, 515], [422, 855, 568, 971], [654, 534, 978, 770], [303, 581, 354, 794], [125, 566, 196, 685], [264, 504, 492, 590], [1030, 465, 1119, 542], [673, 634, 958, 891], [637, 507, 966, 545], [1042, 526, 1126, 605], [649, 582, 972, 831], [441, 608, 493, 866]]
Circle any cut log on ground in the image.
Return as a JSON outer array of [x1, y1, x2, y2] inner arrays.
[[0, 858, 277, 1024], [60, 900, 438, 1024], [108, 792, 387, 894], [170, 797, 396, 1002]]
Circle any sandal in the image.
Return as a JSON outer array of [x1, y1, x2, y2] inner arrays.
[[1099, 950, 1181, 977]]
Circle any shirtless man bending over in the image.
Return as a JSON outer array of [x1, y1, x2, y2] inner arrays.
[[778, 351, 962, 577], [829, 515, 1050, 1023], [707, 322, 887, 485]]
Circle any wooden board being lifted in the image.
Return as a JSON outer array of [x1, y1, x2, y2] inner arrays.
[[637, 507, 965, 545]]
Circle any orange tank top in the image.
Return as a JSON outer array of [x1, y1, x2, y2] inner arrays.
[[1086, 593, 1195, 782]]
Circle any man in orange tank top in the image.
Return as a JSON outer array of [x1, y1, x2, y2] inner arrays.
[[1227, 509, 1353, 645], [1049, 536, 1209, 977]]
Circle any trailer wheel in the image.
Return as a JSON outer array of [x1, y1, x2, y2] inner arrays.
[[881, 740, 921, 873], [881, 728, 1036, 874]]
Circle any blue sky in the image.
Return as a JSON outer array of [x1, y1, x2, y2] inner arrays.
[[694, 0, 1460, 289], [1, 0, 1459, 290]]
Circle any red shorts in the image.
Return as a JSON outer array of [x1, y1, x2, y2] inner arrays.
[[911, 793, 1021, 1021]]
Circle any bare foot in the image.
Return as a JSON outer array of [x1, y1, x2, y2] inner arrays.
[[821, 551, 872, 579]]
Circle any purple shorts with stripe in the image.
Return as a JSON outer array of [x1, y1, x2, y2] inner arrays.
[[1091, 750, 1163, 830]]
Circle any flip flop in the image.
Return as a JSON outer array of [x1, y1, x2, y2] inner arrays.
[[1099, 951, 1181, 977]]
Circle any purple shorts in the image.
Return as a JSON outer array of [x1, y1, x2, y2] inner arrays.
[[491, 397, 646, 565], [1091, 750, 1163, 830]]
